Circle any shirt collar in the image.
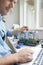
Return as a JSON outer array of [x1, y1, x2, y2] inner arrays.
[[0, 14, 2, 21]]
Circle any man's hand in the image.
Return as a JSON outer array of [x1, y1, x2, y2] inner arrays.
[[12, 26, 29, 35], [15, 49, 33, 63], [20, 26, 29, 32]]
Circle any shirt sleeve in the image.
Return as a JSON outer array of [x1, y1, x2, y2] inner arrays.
[[0, 34, 11, 56], [4, 23, 12, 37]]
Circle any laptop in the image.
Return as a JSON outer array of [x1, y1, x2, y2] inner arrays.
[[32, 48, 43, 65], [20, 46, 43, 65]]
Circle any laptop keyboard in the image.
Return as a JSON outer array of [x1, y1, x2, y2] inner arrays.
[[33, 49, 43, 65]]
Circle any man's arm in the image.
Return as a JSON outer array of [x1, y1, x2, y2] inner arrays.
[[0, 54, 18, 65], [12, 26, 28, 35], [0, 49, 33, 65], [6, 26, 28, 36]]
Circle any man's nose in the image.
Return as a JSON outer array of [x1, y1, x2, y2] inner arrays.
[[10, 2, 14, 8]]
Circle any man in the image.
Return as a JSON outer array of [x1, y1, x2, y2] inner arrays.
[[0, 0, 33, 65]]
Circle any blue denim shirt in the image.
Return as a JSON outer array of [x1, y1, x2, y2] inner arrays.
[[0, 14, 12, 56]]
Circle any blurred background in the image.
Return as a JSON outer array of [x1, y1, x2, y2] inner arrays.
[[3, 0, 43, 40]]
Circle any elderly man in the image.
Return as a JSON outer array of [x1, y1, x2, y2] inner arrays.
[[0, 0, 33, 65]]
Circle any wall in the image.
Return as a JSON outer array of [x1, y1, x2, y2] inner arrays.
[[37, 9, 43, 39], [39, 9, 43, 27]]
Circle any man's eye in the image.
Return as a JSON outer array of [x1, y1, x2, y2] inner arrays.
[[8, 0, 13, 2], [10, 0, 13, 2], [9, 0, 16, 3], [8, 0, 17, 4]]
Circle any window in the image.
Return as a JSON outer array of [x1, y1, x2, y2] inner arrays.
[[20, 0, 43, 29]]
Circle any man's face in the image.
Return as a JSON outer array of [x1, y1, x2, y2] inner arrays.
[[0, 0, 17, 15]]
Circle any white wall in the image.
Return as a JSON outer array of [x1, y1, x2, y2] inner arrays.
[[39, 9, 43, 27], [37, 9, 43, 39]]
